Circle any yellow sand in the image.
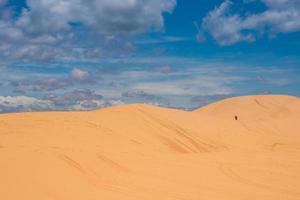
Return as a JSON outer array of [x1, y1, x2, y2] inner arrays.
[[1, 95, 300, 200]]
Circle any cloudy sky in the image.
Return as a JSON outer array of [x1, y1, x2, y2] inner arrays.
[[0, 0, 300, 113]]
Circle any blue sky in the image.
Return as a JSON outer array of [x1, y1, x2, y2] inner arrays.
[[0, 0, 300, 112]]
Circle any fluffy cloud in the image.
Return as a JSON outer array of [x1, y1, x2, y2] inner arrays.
[[0, 89, 122, 113], [43, 89, 106, 110], [69, 68, 90, 81], [0, 0, 176, 61], [200, 0, 300, 45], [0, 96, 52, 113], [22, 0, 175, 35]]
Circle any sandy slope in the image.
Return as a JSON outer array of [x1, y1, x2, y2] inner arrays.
[[1, 95, 300, 200]]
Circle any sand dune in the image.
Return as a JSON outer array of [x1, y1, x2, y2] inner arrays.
[[1, 95, 300, 200]]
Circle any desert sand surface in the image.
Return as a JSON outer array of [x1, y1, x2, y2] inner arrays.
[[1, 95, 300, 200]]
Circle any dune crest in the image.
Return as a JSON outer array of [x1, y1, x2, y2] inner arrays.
[[1, 95, 300, 200]]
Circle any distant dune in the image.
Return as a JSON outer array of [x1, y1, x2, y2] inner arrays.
[[1, 95, 300, 200]]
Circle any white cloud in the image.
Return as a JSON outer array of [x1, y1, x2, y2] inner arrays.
[[200, 0, 300, 45], [0, 90, 123, 113], [0, 96, 52, 112], [70, 68, 90, 81], [71, 99, 123, 111], [0, 0, 176, 61]]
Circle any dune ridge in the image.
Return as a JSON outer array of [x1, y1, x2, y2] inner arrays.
[[1, 95, 300, 200]]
